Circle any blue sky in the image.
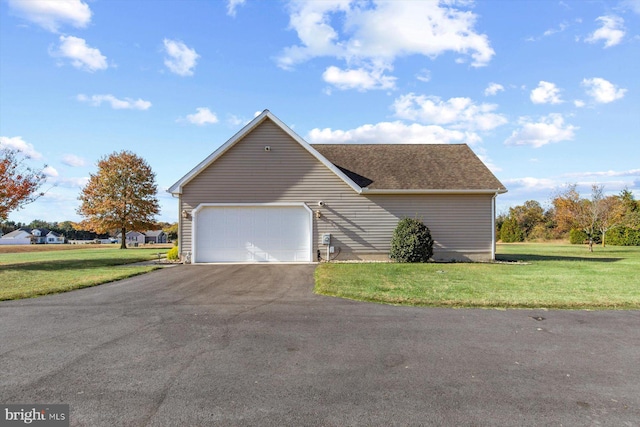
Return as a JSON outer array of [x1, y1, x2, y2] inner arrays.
[[1, 0, 639, 224]]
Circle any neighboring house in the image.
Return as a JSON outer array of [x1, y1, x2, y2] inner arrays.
[[0, 228, 65, 245], [117, 231, 146, 245], [144, 230, 167, 244], [30, 228, 50, 244], [46, 231, 65, 244], [0, 228, 33, 245], [169, 110, 507, 264]]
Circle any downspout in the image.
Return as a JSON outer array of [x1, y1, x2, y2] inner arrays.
[[171, 192, 182, 259], [491, 193, 497, 261]]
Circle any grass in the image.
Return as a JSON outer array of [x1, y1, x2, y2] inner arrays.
[[0, 246, 169, 300], [314, 243, 640, 310]]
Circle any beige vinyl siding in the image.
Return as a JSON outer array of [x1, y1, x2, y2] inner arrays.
[[179, 118, 495, 262]]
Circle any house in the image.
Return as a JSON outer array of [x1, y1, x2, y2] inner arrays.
[[30, 228, 49, 244], [168, 110, 506, 264], [0, 228, 33, 245], [144, 230, 167, 244], [46, 231, 65, 244], [0, 228, 65, 245], [117, 231, 146, 245]]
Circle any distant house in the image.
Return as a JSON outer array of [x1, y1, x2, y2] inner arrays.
[[0, 228, 65, 245], [0, 228, 33, 245], [46, 231, 65, 244], [144, 230, 167, 244], [117, 231, 146, 245]]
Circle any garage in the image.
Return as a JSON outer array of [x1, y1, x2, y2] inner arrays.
[[192, 204, 313, 263]]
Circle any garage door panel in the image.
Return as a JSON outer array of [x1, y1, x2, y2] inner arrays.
[[194, 205, 311, 263]]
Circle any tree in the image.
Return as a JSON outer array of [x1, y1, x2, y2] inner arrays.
[[499, 215, 524, 242], [77, 151, 160, 249], [619, 188, 640, 230], [597, 195, 624, 247], [509, 200, 545, 238], [0, 148, 47, 221], [552, 184, 601, 251], [163, 222, 178, 241]]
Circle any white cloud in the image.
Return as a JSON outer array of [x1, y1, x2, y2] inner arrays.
[[163, 39, 199, 76], [307, 121, 477, 145], [50, 36, 108, 72], [53, 176, 90, 189], [0, 136, 43, 160], [77, 94, 152, 110], [43, 166, 59, 177], [227, 0, 246, 17], [581, 77, 626, 103], [392, 93, 507, 131], [505, 114, 577, 148], [322, 65, 396, 91], [484, 82, 504, 96], [585, 15, 625, 48], [530, 81, 563, 104], [7, 0, 91, 33], [277, 1, 494, 90], [416, 69, 431, 83], [563, 169, 640, 179], [61, 154, 86, 167], [573, 100, 586, 108], [227, 114, 248, 126], [503, 177, 558, 191], [621, 0, 640, 14], [184, 108, 219, 126], [543, 22, 568, 37]]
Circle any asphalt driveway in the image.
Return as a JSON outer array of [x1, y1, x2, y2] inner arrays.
[[1, 264, 639, 426]]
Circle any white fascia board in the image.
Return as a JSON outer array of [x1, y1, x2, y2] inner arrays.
[[361, 188, 507, 195], [168, 110, 363, 195]]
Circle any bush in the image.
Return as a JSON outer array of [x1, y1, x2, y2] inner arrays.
[[167, 246, 179, 261], [390, 218, 434, 263], [569, 228, 602, 245], [607, 227, 640, 246], [569, 228, 587, 244], [499, 216, 524, 243]]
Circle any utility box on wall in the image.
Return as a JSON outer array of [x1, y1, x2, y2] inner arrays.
[[321, 233, 331, 245]]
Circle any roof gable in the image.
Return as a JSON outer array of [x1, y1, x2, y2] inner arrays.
[[169, 110, 506, 196], [313, 144, 506, 193], [168, 110, 361, 195], [2, 229, 31, 239]]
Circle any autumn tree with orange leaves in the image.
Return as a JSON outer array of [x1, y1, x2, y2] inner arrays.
[[77, 151, 159, 249], [0, 148, 47, 221]]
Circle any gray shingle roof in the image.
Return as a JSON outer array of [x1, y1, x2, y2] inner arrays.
[[312, 144, 506, 192]]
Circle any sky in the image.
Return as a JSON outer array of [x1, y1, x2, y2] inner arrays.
[[1, 0, 639, 225]]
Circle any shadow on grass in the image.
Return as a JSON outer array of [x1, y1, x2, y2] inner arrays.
[[497, 254, 623, 263], [0, 258, 153, 271]]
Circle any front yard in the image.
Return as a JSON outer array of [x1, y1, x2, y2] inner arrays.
[[315, 243, 640, 309], [0, 246, 168, 300]]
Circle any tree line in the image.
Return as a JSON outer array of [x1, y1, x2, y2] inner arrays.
[[498, 185, 640, 250]]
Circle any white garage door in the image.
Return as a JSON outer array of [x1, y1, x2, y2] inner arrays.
[[193, 204, 312, 263]]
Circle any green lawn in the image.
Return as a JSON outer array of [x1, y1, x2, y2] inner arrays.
[[0, 247, 168, 300], [314, 243, 640, 309]]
